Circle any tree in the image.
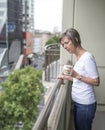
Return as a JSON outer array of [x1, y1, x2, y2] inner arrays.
[[45, 35, 60, 45], [0, 66, 44, 130]]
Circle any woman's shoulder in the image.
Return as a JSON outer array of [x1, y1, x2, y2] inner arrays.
[[84, 51, 94, 57], [82, 51, 95, 61]]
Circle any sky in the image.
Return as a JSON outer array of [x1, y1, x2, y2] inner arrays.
[[34, 0, 62, 33]]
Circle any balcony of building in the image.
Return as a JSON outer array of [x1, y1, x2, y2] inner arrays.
[[32, 73, 105, 130]]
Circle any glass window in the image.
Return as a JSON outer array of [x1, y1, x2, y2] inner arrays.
[[0, 11, 4, 16], [0, 2, 6, 8]]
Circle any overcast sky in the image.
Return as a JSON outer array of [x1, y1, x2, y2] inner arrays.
[[34, 0, 62, 32]]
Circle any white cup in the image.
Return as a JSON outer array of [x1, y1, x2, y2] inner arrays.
[[63, 65, 73, 75]]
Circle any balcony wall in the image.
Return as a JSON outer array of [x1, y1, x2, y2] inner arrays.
[[61, 0, 105, 110]]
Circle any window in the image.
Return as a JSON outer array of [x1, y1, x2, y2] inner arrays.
[[0, 11, 4, 16]]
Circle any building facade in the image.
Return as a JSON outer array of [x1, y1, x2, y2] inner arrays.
[[0, 0, 22, 68], [0, 0, 35, 70], [22, 0, 34, 33], [22, 0, 35, 64], [0, 0, 22, 47]]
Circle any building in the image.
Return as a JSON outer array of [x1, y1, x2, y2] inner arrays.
[[22, 0, 34, 33], [0, 0, 22, 71], [33, 30, 53, 54], [22, 0, 35, 65], [0, 0, 35, 69]]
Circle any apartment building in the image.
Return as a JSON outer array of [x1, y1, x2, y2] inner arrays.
[[0, 0, 35, 70], [0, 0, 22, 71], [22, 0, 34, 59]]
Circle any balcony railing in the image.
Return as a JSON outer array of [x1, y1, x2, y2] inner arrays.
[[44, 44, 60, 81], [32, 60, 74, 130], [32, 79, 73, 130], [9, 55, 105, 130]]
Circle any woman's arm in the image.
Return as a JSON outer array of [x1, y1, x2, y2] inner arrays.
[[72, 70, 100, 86], [76, 74, 100, 86]]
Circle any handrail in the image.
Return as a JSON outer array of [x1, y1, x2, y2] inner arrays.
[[32, 60, 73, 130], [32, 79, 63, 130], [48, 80, 72, 130], [44, 43, 60, 50]]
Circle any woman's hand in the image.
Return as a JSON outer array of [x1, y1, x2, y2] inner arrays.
[[57, 73, 73, 81], [62, 66, 78, 78]]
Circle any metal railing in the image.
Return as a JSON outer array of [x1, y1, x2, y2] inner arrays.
[[32, 79, 73, 130], [47, 80, 72, 130], [44, 44, 60, 81], [32, 79, 62, 130], [32, 61, 74, 130]]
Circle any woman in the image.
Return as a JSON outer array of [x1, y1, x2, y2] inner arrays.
[[58, 28, 100, 130]]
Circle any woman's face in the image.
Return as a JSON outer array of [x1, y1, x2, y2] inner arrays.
[[61, 36, 76, 54]]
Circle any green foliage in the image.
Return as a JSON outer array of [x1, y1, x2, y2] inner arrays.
[[46, 35, 60, 45], [0, 66, 44, 130]]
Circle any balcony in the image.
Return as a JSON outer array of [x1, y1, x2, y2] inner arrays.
[[32, 45, 105, 130], [32, 72, 105, 130]]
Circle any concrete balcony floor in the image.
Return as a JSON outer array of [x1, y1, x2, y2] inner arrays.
[[93, 110, 105, 130], [70, 110, 105, 130]]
